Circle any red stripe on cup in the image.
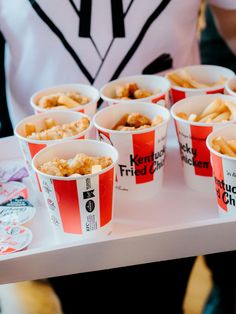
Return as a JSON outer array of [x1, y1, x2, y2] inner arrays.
[[132, 131, 155, 184], [77, 108, 85, 113], [28, 142, 46, 192], [171, 89, 186, 103], [53, 180, 82, 234], [152, 94, 165, 103], [211, 153, 227, 212], [28, 142, 47, 158], [190, 125, 213, 177], [99, 168, 114, 227], [206, 88, 224, 95]]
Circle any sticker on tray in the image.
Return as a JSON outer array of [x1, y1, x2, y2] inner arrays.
[[0, 225, 32, 255], [0, 182, 28, 205], [0, 196, 36, 226], [0, 160, 28, 183]]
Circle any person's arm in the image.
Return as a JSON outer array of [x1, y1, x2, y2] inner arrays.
[[209, 5, 236, 55]]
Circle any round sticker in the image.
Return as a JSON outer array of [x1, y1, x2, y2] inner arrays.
[[0, 225, 32, 255]]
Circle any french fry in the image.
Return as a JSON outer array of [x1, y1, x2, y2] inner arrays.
[[214, 137, 236, 157], [211, 141, 221, 153], [188, 114, 197, 122], [58, 95, 80, 108], [198, 99, 227, 119], [224, 101, 236, 120], [25, 123, 36, 136], [167, 72, 194, 88], [211, 111, 230, 123], [198, 112, 219, 123], [227, 140, 236, 153], [176, 112, 188, 120]]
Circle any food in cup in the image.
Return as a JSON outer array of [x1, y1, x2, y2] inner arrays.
[[38, 153, 112, 177], [114, 82, 153, 100], [211, 137, 236, 157], [176, 98, 236, 123], [167, 68, 227, 88], [23, 117, 90, 140], [168, 65, 235, 104], [100, 75, 170, 106], [113, 112, 163, 131], [37, 91, 90, 109]]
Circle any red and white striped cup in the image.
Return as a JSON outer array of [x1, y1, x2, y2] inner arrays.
[[14, 111, 92, 192], [225, 76, 236, 97], [168, 65, 235, 104], [30, 83, 99, 117], [32, 140, 118, 240], [93, 102, 170, 199], [100, 75, 170, 107], [207, 125, 236, 217], [171, 94, 236, 192]]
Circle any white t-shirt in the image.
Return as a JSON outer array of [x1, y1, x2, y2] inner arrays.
[[0, 0, 236, 125]]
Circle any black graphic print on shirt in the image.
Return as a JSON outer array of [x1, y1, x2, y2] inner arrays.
[[28, 0, 172, 84]]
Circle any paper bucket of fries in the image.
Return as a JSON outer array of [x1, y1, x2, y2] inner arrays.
[[100, 75, 170, 107], [93, 102, 170, 199], [15, 111, 92, 192], [32, 140, 118, 241], [171, 94, 236, 192], [225, 77, 236, 97], [30, 84, 99, 117], [207, 125, 236, 217], [167, 65, 235, 104]]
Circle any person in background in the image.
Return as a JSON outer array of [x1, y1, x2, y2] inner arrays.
[[0, 1, 236, 313], [200, 5, 236, 314]]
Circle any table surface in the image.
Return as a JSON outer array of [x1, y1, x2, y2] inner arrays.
[[1, 127, 236, 284]]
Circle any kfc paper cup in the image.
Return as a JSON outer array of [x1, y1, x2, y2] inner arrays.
[[171, 94, 236, 192], [100, 75, 170, 107], [207, 125, 236, 217], [14, 111, 92, 192], [93, 102, 170, 199], [225, 76, 236, 97], [168, 65, 235, 104], [31, 84, 99, 117], [32, 140, 118, 240]]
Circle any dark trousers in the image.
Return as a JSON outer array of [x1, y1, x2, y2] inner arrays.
[[48, 257, 195, 313]]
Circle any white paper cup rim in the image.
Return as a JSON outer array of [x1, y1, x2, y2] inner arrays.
[[167, 64, 235, 92], [30, 83, 99, 112], [206, 124, 236, 161], [93, 102, 170, 135], [171, 94, 236, 127], [14, 110, 92, 144], [32, 139, 119, 181], [100, 74, 170, 103], [225, 76, 236, 96]]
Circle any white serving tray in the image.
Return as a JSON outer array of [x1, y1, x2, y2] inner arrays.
[[1, 127, 236, 284]]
